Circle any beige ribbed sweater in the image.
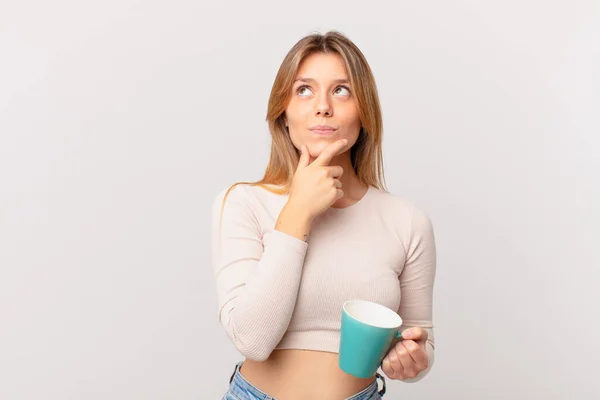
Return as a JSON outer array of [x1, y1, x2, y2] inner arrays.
[[211, 183, 437, 382]]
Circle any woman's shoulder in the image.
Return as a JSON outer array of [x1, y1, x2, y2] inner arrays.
[[214, 182, 285, 199], [213, 182, 249, 199], [212, 182, 254, 209], [212, 182, 287, 213], [371, 187, 422, 212], [371, 188, 434, 228]]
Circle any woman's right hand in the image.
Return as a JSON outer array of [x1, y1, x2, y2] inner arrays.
[[288, 139, 348, 219]]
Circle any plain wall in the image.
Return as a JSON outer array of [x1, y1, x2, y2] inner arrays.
[[1, 1, 598, 399]]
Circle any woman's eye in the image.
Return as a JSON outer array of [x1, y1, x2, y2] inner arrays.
[[334, 86, 351, 96], [296, 85, 351, 96], [297, 85, 312, 96]]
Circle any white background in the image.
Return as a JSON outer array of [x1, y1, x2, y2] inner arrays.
[[1, 1, 598, 398]]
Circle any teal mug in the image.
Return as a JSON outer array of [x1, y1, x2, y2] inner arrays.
[[339, 300, 403, 378]]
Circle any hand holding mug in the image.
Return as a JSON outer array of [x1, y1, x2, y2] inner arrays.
[[381, 327, 429, 381]]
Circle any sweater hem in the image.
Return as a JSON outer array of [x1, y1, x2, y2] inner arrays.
[[274, 330, 341, 354]]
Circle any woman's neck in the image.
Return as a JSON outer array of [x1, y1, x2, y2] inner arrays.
[[328, 153, 367, 207]]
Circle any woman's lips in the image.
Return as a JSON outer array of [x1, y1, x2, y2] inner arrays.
[[311, 128, 337, 135]]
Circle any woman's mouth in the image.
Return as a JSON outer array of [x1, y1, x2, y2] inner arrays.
[[311, 128, 337, 135]]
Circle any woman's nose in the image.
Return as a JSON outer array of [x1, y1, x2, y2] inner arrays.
[[315, 98, 332, 116]]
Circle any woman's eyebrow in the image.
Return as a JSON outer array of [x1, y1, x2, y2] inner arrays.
[[294, 77, 350, 84]]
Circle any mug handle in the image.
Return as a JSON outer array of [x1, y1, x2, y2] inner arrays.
[[379, 330, 404, 367]]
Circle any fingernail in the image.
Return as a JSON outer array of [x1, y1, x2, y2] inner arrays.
[[403, 330, 412, 339]]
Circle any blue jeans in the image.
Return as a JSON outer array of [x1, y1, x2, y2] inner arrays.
[[222, 361, 386, 399]]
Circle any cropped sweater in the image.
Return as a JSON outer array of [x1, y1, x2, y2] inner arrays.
[[211, 183, 437, 382]]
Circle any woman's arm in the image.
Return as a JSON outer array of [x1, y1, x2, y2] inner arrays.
[[211, 185, 312, 361], [396, 205, 437, 382]]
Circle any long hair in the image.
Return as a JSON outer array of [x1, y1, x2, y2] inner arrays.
[[219, 30, 388, 228]]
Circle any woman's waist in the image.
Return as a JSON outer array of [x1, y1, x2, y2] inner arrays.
[[276, 329, 341, 352], [239, 349, 376, 399]]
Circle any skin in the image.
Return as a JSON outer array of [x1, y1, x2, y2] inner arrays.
[[238, 52, 429, 399], [382, 327, 429, 380], [283, 51, 367, 207]]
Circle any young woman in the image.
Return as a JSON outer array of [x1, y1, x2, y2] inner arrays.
[[212, 31, 437, 400]]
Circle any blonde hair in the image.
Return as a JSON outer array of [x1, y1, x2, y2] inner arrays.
[[219, 30, 388, 227]]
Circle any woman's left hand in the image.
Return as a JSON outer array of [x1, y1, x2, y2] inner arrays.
[[381, 327, 429, 381]]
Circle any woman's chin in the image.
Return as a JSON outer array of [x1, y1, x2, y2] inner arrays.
[[307, 142, 348, 160], [307, 142, 328, 158]]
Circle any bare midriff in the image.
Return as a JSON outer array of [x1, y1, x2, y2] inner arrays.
[[238, 349, 376, 400]]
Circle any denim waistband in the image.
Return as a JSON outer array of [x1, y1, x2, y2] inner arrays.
[[227, 361, 386, 399]]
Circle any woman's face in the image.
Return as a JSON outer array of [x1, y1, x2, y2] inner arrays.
[[284, 52, 361, 160]]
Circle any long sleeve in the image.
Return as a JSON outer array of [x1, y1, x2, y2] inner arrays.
[[211, 184, 309, 361], [397, 205, 437, 383]]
